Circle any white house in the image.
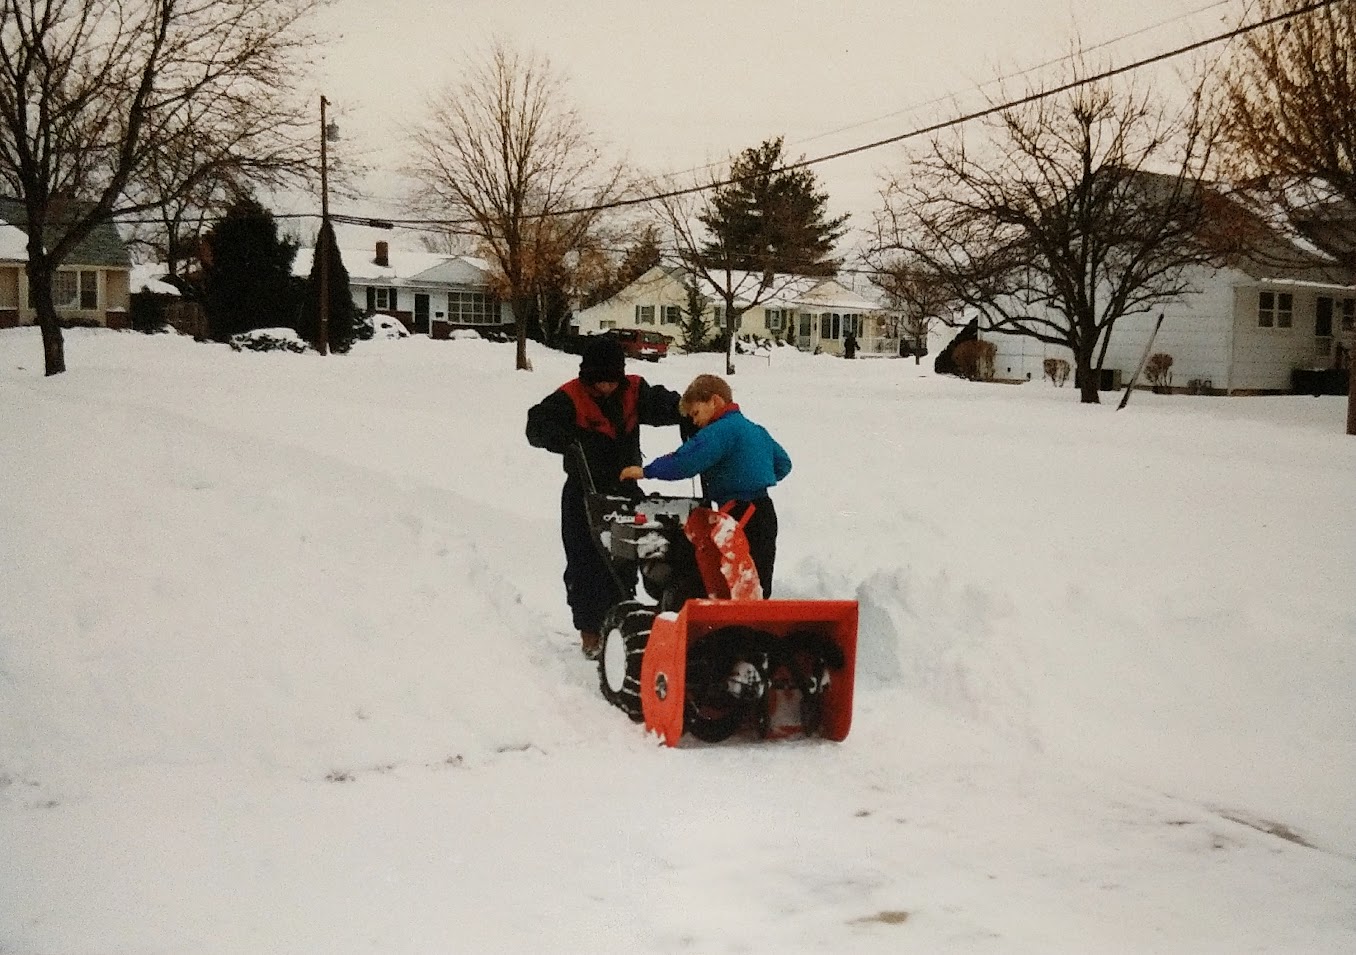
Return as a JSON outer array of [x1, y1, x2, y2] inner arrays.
[[979, 199, 1355, 395], [0, 198, 133, 330], [573, 265, 894, 356], [295, 240, 513, 337]]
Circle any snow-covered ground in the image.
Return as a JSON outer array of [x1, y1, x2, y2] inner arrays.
[[1, 326, 1352, 954]]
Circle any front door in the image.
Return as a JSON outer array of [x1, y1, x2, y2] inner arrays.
[[1316, 296, 1335, 363], [414, 293, 430, 335]]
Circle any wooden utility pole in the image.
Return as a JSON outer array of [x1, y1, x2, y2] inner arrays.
[[318, 95, 331, 356]]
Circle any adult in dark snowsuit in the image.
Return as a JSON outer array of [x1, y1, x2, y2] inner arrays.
[[525, 337, 685, 658]]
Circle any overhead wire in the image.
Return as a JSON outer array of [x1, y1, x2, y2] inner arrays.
[[118, 0, 1334, 237], [593, 0, 1245, 193], [767, 0, 1242, 152], [359, 0, 1336, 231]]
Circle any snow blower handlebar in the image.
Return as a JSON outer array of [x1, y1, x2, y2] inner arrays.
[[566, 440, 598, 495], [566, 440, 636, 599]]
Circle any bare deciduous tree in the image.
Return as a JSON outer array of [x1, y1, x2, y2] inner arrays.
[[1215, 0, 1356, 434], [405, 39, 626, 371], [1217, 0, 1356, 218], [873, 67, 1221, 403], [0, 0, 325, 375]]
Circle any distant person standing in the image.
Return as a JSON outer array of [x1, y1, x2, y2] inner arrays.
[[843, 331, 858, 359], [621, 374, 791, 598]]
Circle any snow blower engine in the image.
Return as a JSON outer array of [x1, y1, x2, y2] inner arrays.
[[572, 445, 858, 745]]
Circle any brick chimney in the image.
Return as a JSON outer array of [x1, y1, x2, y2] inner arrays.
[[374, 240, 389, 268]]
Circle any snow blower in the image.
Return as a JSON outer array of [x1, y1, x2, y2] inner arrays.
[[573, 446, 858, 745]]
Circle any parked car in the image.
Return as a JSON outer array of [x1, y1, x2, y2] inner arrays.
[[604, 328, 670, 361], [556, 328, 671, 361]]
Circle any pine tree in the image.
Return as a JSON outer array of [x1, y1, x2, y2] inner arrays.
[[201, 197, 302, 341], [679, 279, 713, 353], [297, 221, 362, 353], [699, 137, 848, 277], [576, 225, 663, 311], [615, 225, 663, 288]]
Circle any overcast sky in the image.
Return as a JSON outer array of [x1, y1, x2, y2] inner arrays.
[[303, 0, 1248, 250]]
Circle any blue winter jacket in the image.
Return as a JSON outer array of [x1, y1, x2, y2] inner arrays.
[[642, 405, 792, 503]]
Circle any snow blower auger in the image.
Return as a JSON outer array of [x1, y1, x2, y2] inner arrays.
[[573, 447, 858, 746]]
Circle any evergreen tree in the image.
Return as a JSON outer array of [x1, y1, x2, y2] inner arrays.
[[298, 221, 362, 353], [699, 137, 848, 277], [615, 225, 663, 289], [576, 225, 663, 311], [679, 279, 713, 353], [201, 196, 302, 341]]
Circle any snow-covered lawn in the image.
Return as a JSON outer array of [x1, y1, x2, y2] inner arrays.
[[2, 327, 1352, 954]]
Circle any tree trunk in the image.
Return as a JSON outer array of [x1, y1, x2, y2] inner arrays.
[[27, 261, 66, 376], [1075, 352, 1101, 404], [515, 323, 530, 370], [725, 305, 738, 375], [514, 294, 531, 371], [39, 313, 66, 376]]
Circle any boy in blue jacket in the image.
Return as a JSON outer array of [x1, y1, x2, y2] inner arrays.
[[621, 374, 791, 598]]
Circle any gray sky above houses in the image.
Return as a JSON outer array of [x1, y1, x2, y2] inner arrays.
[[302, 0, 1248, 245]]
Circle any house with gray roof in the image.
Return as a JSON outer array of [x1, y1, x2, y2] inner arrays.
[[0, 197, 133, 330]]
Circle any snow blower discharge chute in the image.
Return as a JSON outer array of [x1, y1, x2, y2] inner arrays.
[[573, 446, 858, 745]]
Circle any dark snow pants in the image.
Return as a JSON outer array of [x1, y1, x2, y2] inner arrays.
[[560, 479, 635, 633], [726, 496, 778, 599]]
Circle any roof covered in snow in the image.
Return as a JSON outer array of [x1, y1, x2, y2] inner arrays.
[[293, 244, 495, 288], [130, 264, 181, 296], [669, 266, 883, 312], [0, 220, 26, 260]]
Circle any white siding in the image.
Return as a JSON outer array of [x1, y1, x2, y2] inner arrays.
[[1229, 284, 1344, 392], [575, 268, 894, 354], [986, 267, 1234, 386], [981, 265, 1355, 393], [574, 267, 688, 334]]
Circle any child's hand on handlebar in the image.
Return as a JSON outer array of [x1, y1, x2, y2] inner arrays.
[[619, 466, 644, 482]]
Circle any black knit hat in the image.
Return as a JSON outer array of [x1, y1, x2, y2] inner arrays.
[[579, 336, 626, 384]]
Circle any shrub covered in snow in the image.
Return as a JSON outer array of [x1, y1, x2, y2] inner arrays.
[[229, 328, 311, 354], [734, 334, 774, 356], [364, 313, 410, 340]]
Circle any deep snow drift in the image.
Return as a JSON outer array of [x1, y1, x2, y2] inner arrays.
[[1, 327, 1352, 954]]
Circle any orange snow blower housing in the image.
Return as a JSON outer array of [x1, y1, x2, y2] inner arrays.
[[588, 492, 859, 746]]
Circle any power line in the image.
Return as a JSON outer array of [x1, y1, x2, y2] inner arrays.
[[120, 0, 1336, 237], [776, 0, 1242, 154], [555, 1, 1246, 195], [371, 0, 1338, 230]]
